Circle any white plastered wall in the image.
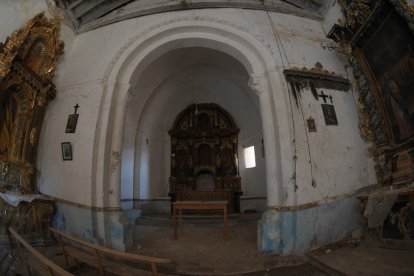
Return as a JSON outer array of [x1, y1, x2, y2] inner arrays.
[[16, 7, 375, 210]]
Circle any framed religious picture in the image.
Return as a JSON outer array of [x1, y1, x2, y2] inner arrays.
[[306, 117, 317, 132], [61, 142, 72, 161], [65, 114, 79, 133], [361, 9, 414, 143], [321, 104, 338, 126]]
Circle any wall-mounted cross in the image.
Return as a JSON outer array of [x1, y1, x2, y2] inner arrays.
[[318, 91, 329, 103], [74, 104, 80, 114]]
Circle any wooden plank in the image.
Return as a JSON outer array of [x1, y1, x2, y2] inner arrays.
[[65, 245, 153, 275], [64, 245, 100, 268], [9, 228, 74, 276], [49, 228, 170, 265], [49, 227, 171, 276]]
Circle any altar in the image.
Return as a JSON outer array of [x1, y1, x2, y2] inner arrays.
[[0, 13, 63, 248], [169, 103, 242, 213]]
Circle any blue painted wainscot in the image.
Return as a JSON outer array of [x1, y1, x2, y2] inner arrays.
[[52, 201, 138, 251], [258, 196, 363, 254]]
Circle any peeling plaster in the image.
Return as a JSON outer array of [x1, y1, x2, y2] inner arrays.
[[111, 151, 121, 174]]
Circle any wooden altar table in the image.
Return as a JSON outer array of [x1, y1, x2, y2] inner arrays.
[[172, 200, 228, 240]]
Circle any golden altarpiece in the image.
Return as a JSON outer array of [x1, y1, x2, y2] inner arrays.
[[328, 0, 414, 243], [169, 103, 242, 213], [0, 14, 63, 244]]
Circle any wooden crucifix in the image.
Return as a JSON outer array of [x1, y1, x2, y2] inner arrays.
[[74, 104, 80, 114], [318, 91, 329, 103], [318, 91, 333, 104], [65, 104, 80, 133]]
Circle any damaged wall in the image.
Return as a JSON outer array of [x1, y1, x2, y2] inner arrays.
[[0, 0, 376, 252]]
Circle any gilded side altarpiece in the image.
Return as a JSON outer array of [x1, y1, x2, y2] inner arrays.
[[0, 13, 63, 193], [328, 0, 414, 186], [0, 13, 63, 247]]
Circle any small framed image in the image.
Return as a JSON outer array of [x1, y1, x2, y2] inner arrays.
[[65, 114, 79, 133], [321, 104, 338, 126], [61, 142, 72, 161], [306, 117, 317, 132]]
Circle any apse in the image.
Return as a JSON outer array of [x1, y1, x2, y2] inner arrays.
[[121, 47, 267, 213]]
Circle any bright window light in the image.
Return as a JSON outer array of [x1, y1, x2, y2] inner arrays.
[[244, 146, 256, 168]]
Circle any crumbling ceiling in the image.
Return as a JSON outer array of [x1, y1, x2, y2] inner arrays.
[[53, 0, 333, 33]]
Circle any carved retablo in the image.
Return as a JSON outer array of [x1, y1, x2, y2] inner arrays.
[[328, 0, 414, 186], [169, 103, 242, 212], [0, 13, 64, 193]]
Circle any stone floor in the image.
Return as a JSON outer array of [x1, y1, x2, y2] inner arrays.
[[128, 213, 414, 276], [3, 213, 414, 275]]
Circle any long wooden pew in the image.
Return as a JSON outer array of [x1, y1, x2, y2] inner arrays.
[[9, 227, 73, 276], [49, 227, 171, 276]]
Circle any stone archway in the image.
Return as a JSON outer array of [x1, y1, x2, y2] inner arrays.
[[95, 17, 295, 250]]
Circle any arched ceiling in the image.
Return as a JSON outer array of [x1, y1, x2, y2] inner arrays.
[[54, 0, 333, 33], [126, 47, 261, 139]]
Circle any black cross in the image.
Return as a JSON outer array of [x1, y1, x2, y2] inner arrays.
[[74, 104, 80, 114], [318, 91, 329, 103]]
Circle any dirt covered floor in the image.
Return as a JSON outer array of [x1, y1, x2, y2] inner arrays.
[[4, 214, 413, 275], [130, 214, 414, 276], [130, 214, 329, 275]]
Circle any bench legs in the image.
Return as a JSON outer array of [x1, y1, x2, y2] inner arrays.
[[173, 206, 177, 240], [224, 206, 228, 240], [172, 205, 229, 240], [179, 209, 183, 234]]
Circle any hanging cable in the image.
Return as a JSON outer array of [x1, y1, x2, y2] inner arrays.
[[262, 2, 316, 190], [297, 89, 316, 187], [195, 80, 199, 114]]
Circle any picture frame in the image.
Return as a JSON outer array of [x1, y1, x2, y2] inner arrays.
[[321, 104, 338, 126], [61, 142, 72, 161], [306, 117, 317, 132], [65, 114, 79, 133], [361, 9, 414, 144]]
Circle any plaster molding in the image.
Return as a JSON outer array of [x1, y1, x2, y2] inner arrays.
[[104, 15, 275, 82], [122, 90, 134, 106], [248, 74, 267, 96]]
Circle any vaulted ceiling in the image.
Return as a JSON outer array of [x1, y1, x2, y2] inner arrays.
[[54, 0, 333, 33]]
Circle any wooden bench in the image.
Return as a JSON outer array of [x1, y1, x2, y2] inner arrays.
[[9, 227, 73, 276], [176, 190, 231, 202], [175, 190, 233, 213], [49, 227, 171, 276], [172, 200, 228, 240]]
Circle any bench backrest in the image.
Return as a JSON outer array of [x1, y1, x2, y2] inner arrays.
[[9, 227, 73, 276], [176, 190, 231, 201], [49, 227, 170, 275]]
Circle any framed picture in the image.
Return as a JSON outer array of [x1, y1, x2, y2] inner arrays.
[[361, 9, 414, 143], [306, 117, 317, 132], [65, 114, 79, 133], [61, 142, 72, 161], [322, 104, 338, 126]]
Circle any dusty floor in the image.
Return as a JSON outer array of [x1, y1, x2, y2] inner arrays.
[[129, 214, 414, 276], [131, 214, 311, 275], [4, 214, 414, 275], [309, 230, 414, 276]]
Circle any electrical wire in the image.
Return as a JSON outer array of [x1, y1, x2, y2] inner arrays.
[[262, 2, 316, 189]]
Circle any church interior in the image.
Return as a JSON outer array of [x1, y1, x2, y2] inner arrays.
[[0, 0, 414, 275]]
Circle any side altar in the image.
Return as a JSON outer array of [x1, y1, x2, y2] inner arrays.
[[0, 14, 64, 245]]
